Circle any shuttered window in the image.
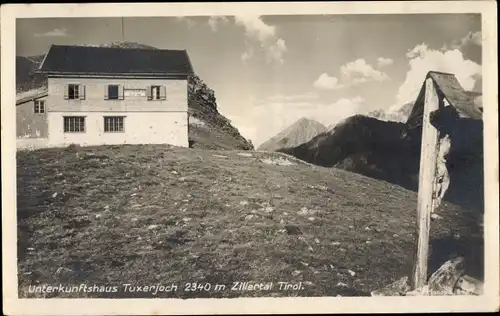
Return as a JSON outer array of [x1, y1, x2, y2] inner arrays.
[[64, 117, 86, 133], [64, 84, 85, 100], [34, 100, 45, 113], [104, 116, 125, 132], [149, 85, 166, 100], [105, 85, 124, 100]]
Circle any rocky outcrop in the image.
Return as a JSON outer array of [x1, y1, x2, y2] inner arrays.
[[187, 74, 254, 150]]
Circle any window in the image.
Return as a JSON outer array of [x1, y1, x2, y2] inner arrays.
[[34, 100, 45, 114], [68, 84, 80, 99], [104, 116, 124, 132], [64, 117, 85, 133], [108, 85, 119, 100], [151, 86, 161, 100]]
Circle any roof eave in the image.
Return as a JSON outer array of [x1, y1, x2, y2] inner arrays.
[[38, 71, 191, 78]]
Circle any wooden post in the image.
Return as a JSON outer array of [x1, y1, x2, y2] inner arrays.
[[412, 78, 441, 289]]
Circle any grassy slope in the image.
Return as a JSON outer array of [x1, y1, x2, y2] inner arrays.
[[17, 145, 483, 298]]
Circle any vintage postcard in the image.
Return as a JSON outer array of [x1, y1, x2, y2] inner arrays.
[[1, 1, 498, 315]]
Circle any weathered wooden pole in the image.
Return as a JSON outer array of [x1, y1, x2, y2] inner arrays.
[[412, 78, 441, 289]]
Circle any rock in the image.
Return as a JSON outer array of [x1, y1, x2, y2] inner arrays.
[[297, 207, 318, 216], [337, 282, 348, 288], [454, 275, 483, 295], [148, 224, 159, 230], [284, 225, 302, 235], [239, 200, 249, 206], [95, 214, 102, 219], [314, 238, 320, 244], [431, 213, 443, 220], [331, 241, 341, 246], [406, 285, 430, 296], [237, 153, 253, 157], [292, 270, 302, 276], [370, 276, 411, 296], [348, 269, 356, 277], [262, 206, 274, 213], [245, 214, 255, 220], [171, 170, 179, 175], [427, 257, 465, 294], [308, 217, 315, 221], [364, 227, 371, 231]]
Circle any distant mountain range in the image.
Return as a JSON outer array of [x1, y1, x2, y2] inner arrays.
[[257, 118, 327, 152], [15, 41, 254, 151], [366, 102, 415, 123], [279, 112, 483, 212]]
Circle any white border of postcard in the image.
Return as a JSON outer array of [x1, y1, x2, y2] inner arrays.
[[2, 1, 498, 315]]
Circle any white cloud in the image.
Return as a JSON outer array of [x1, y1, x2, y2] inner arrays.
[[175, 16, 196, 28], [34, 28, 68, 37], [238, 96, 365, 147], [234, 15, 287, 64], [267, 92, 320, 102], [208, 16, 229, 32], [340, 58, 390, 83], [377, 57, 394, 68], [313, 73, 343, 90], [241, 47, 254, 62], [443, 31, 482, 51], [392, 43, 481, 110]]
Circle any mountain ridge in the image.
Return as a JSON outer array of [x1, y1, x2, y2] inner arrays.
[[257, 118, 327, 152]]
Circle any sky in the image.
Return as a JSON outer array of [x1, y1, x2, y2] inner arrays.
[[17, 14, 482, 147]]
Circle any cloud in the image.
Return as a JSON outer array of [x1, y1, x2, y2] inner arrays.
[[208, 16, 229, 32], [234, 16, 287, 64], [392, 43, 481, 110], [241, 49, 254, 62], [443, 31, 482, 51], [313, 73, 343, 90], [33, 28, 69, 37], [377, 57, 394, 68], [267, 92, 320, 102], [238, 95, 365, 147], [340, 58, 390, 83], [175, 16, 196, 28]]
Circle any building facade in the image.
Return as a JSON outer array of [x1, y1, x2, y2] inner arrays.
[[17, 44, 194, 148]]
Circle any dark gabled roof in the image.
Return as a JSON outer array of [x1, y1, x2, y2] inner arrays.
[[38, 45, 194, 76], [406, 71, 482, 128]]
